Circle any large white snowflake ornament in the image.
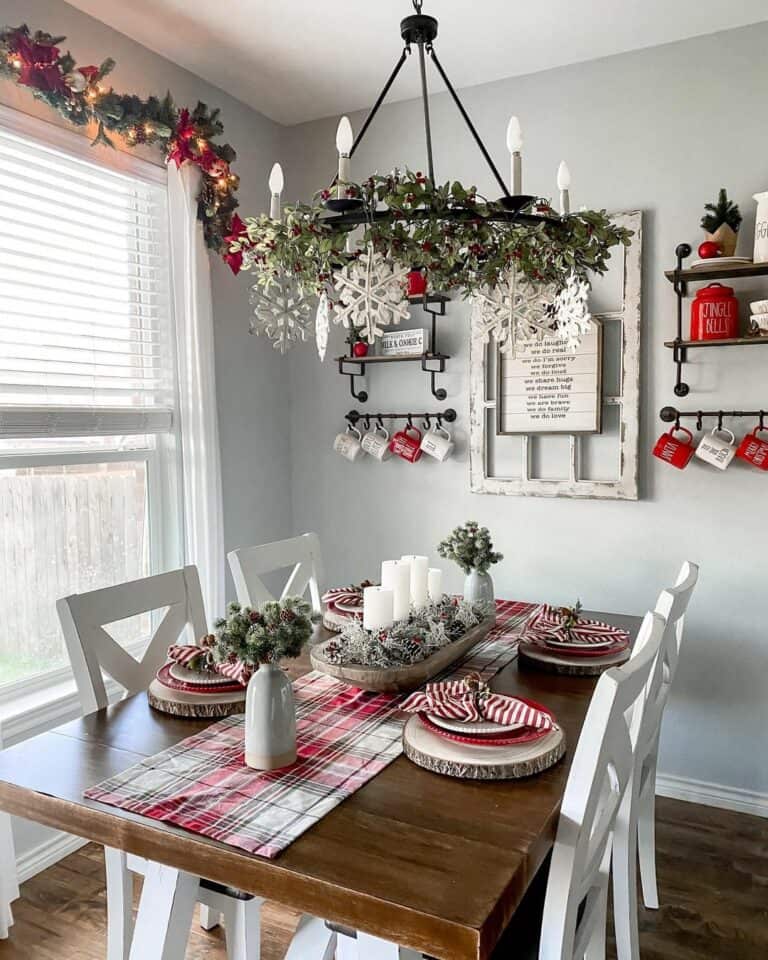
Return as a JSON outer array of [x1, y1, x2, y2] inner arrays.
[[249, 278, 314, 354], [332, 245, 410, 343], [553, 270, 592, 351], [471, 269, 558, 357]]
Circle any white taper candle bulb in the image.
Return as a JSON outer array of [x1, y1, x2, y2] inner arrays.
[[557, 161, 571, 215], [506, 116, 522, 194], [268, 162, 283, 220], [336, 116, 353, 199]]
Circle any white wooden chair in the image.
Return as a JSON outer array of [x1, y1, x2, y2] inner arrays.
[[228, 532, 324, 613], [612, 561, 699, 960], [332, 613, 665, 960], [56, 566, 263, 960], [0, 724, 19, 941]]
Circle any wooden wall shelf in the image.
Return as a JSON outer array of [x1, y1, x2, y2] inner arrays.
[[664, 261, 768, 284]]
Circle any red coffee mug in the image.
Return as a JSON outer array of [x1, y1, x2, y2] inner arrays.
[[652, 427, 695, 469], [736, 427, 768, 470], [390, 425, 423, 462]]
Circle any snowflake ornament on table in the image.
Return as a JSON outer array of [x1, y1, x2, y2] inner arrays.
[[332, 244, 410, 344], [471, 268, 558, 357], [248, 277, 314, 354], [553, 270, 592, 350]]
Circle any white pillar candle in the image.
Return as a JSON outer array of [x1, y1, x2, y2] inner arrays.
[[427, 568, 443, 602], [401, 555, 429, 609], [363, 586, 394, 632], [557, 161, 571, 216], [336, 116, 353, 200], [381, 560, 411, 621], [506, 116, 522, 195], [268, 162, 284, 220]]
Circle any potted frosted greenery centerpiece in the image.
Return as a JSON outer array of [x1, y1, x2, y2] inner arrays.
[[212, 598, 314, 770], [437, 521, 503, 616]]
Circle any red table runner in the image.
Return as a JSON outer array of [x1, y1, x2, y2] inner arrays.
[[85, 600, 535, 858]]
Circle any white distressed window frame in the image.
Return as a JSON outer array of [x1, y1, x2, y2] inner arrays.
[[469, 210, 642, 500]]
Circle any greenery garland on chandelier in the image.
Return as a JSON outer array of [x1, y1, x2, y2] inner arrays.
[[0, 23, 240, 255], [230, 171, 633, 299]]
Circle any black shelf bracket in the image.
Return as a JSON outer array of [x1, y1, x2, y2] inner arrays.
[[671, 243, 693, 397], [418, 293, 448, 398], [337, 356, 368, 403]]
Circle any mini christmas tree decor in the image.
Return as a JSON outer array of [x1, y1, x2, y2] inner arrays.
[[700, 188, 742, 257]]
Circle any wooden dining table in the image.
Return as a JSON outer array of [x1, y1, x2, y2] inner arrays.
[[0, 609, 640, 960]]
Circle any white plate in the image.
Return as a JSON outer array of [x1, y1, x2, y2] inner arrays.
[[428, 715, 524, 735], [542, 636, 616, 651], [169, 663, 234, 686], [689, 256, 752, 268]]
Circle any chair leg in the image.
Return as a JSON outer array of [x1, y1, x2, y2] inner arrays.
[[355, 933, 402, 959], [612, 787, 640, 960], [222, 898, 262, 960], [637, 761, 660, 909], [127, 862, 198, 960], [336, 930, 358, 960], [283, 915, 337, 960], [199, 904, 220, 931], [583, 885, 608, 960], [105, 848, 134, 960]]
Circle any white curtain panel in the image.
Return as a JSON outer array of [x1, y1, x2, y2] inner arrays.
[[0, 728, 18, 940], [167, 163, 226, 626]]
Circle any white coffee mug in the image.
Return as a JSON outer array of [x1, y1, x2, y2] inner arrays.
[[361, 424, 392, 461], [333, 425, 363, 462], [420, 424, 454, 462], [694, 427, 736, 470]]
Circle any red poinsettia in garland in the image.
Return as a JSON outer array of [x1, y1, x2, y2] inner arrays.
[[0, 22, 242, 261]]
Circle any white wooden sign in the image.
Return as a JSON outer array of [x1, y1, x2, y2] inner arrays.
[[497, 322, 603, 435]]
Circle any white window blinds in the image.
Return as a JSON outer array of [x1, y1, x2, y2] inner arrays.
[[0, 113, 174, 438]]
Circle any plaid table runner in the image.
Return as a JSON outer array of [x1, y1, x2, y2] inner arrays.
[[84, 599, 536, 858]]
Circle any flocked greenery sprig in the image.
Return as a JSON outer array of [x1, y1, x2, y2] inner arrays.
[[323, 596, 484, 668], [0, 23, 240, 254], [437, 521, 503, 576], [231, 168, 633, 298], [212, 598, 315, 669]]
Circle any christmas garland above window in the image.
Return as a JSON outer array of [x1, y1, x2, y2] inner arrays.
[[0, 23, 239, 255]]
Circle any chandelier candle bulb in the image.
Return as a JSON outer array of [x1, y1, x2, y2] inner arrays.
[[557, 161, 571, 215], [506, 116, 523, 194], [381, 560, 411, 621], [362, 586, 394, 631], [336, 115, 354, 200], [268, 162, 284, 220], [401, 555, 429, 609], [427, 568, 443, 601]]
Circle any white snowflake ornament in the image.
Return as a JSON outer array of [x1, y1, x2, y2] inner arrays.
[[332, 244, 410, 344], [249, 277, 314, 354], [472, 268, 558, 357], [553, 270, 592, 351]]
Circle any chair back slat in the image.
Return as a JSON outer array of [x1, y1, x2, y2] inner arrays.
[[57, 565, 208, 714], [228, 533, 324, 614], [540, 611, 664, 960]]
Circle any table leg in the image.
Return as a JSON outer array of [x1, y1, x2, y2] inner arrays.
[[128, 861, 198, 960]]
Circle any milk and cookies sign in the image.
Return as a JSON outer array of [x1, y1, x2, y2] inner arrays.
[[497, 322, 603, 435]]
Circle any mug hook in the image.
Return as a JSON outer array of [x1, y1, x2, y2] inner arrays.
[[407, 414, 414, 429], [423, 415, 431, 431], [760, 410, 765, 432], [717, 412, 724, 432], [364, 416, 371, 432], [674, 413, 680, 431], [696, 411, 703, 432], [377, 416, 385, 431]]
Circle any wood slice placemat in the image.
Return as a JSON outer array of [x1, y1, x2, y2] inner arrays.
[[147, 677, 246, 718], [402, 714, 565, 780], [322, 605, 360, 632], [518, 640, 630, 676]]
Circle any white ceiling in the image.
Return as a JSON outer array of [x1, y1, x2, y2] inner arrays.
[[66, 0, 768, 125]]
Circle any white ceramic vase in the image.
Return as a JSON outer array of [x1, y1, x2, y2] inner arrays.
[[244, 662, 297, 770], [463, 569, 495, 617]]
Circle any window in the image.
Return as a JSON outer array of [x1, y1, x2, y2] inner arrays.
[[0, 107, 182, 692]]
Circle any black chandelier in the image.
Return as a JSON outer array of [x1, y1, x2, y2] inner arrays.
[[321, 0, 559, 230]]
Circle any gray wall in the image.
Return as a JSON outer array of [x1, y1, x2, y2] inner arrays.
[[283, 24, 768, 798], [0, 0, 291, 858]]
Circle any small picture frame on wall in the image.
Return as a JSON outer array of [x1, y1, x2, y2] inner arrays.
[[496, 320, 603, 436]]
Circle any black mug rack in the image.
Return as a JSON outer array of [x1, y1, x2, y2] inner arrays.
[[660, 406, 768, 431], [346, 408, 456, 429]]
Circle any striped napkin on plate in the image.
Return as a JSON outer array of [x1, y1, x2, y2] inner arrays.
[[400, 676, 554, 730], [524, 605, 630, 646]]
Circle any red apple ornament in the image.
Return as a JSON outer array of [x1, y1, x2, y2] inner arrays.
[[698, 241, 722, 260], [352, 341, 369, 358]]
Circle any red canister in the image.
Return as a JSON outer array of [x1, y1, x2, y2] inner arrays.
[[690, 283, 739, 340]]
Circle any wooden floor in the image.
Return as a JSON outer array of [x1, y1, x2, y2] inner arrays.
[[0, 798, 765, 959]]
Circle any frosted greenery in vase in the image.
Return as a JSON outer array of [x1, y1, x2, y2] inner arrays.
[[437, 522, 503, 575]]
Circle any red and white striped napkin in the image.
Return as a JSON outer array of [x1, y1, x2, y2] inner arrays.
[[400, 678, 554, 730], [525, 605, 630, 647], [166, 644, 252, 686]]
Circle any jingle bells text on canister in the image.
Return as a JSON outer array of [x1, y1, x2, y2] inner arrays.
[[690, 283, 739, 341]]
